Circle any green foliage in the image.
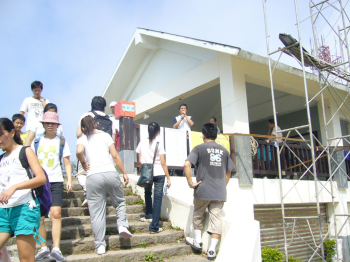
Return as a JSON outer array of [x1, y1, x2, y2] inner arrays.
[[136, 199, 145, 205], [262, 242, 284, 262], [322, 238, 336, 262], [139, 241, 147, 248], [105, 228, 112, 235], [158, 257, 164, 262], [286, 256, 302, 262], [144, 252, 157, 261]]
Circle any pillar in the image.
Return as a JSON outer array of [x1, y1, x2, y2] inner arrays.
[[119, 116, 135, 174]]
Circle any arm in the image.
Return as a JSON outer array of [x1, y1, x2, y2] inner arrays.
[[0, 147, 46, 204], [173, 117, 183, 129], [24, 130, 35, 147], [185, 115, 194, 127], [184, 160, 201, 189], [20, 111, 25, 115], [40, 97, 47, 108], [63, 157, 73, 193], [226, 171, 231, 186], [112, 133, 115, 143], [109, 144, 129, 185], [76, 124, 83, 138], [76, 144, 89, 170], [160, 155, 171, 188], [138, 153, 141, 163]]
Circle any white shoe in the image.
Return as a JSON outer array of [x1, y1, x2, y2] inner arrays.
[[207, 250, 217, 260], [81, 198, 88, 207], [185, 237, 202, 251], [95, 245, 106, 255], [118, 226, 132, 240]]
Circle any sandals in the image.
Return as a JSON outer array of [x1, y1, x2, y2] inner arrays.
[[140, 217, 152, 222], [150, 228, 163, 234]]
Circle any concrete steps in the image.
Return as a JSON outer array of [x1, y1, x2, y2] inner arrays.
[[7, 177, 194, 261]]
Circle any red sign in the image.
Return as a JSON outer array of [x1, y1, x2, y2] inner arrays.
[[115, 101, 136, 119]]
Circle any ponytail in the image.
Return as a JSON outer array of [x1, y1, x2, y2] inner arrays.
[[0, 118, 23, 145], [148, 122, 160, 143], [81, 115, 96, 137]]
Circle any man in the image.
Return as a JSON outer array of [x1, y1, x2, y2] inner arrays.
[[109, 101, 120, 151], [184, 123, 235, 260], [209, 117, 220, 133], [267, 119, 283, 143], [173, 104, 194, 131], [20, 81, 49, 132]]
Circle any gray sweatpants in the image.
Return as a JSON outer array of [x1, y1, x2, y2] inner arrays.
[[86, 171, 129, 248]]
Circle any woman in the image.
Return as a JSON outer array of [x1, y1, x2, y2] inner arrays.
[[0, 118, 46, 262], [76, 116, 132, 255], [136, 122, 171, 233]]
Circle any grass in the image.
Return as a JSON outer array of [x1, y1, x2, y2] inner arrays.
[[138, 241, 147, 248], [105, 228, 112, 235]]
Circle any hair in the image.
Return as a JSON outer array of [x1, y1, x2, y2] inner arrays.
[[81, 115, 96, 137], [178, 104, 188, 110], [148, 122, 160, 143], [268, 119, 275, 124], [0, 118, 23, 145], [44, 103, 58, 113], [31, 80, 43, 90], [210, 117, 217, 122], [202, 123, 217, 140], [12, 114, 25, 123], [91, 96, 106, 112]]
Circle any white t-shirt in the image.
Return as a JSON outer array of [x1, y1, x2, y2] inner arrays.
[[136, 138, 166, 176], [79, 111, 116, 135], [174, 115, 193, 132], [109, 114, 119, 131], [76, 131, 116, 176], [271, 126, 283, 143], [20, 97, 50, 132], [37, 137, 71, 182], [0, 146, 33, 208]]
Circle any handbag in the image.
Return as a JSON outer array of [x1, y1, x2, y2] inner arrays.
[[137, 142, 159, 188]]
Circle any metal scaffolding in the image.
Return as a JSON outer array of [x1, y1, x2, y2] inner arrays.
[[262, 0, 350, 261]]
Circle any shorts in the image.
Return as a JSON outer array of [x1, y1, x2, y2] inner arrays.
[[50, 182, 64, 207], [193, 197, 224, 235], [0, 198, 42, 242]]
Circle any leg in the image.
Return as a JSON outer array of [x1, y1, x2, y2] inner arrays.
[[38, 216, 47, 247], [50, 206, 62, 248], [86, 173, 107, 248], [207, 201, 224, 259], [149, 176, 165, 232], [144, 185, 153, 219], [17, 234, 36, 262], [0, 233, 11, 249]]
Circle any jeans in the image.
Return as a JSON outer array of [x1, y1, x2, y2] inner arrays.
[[144, 175, 165, 232]]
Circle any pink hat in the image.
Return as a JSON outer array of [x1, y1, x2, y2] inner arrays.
[[40, 112, 61, 125]]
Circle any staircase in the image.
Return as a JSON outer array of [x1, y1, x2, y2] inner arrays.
[[6, 177, 207, 261]]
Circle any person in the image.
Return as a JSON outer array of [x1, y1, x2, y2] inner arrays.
[[19, 81, 49, 133], [0, 118, 46, 262], [172, 104, 194, 131], [34, 112, 72, 262], [267, 119, 283, 143], [184, 123, 235, 260], [25, 103, 64, 147], [12, 114, 28, 144], [209, 117, 221, 133], [76, 116, 132, 255], [135, 122, 171, 233], [109, 101, 120, 151]]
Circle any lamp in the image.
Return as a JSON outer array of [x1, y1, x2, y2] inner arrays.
[[144, 113, 149, 119]]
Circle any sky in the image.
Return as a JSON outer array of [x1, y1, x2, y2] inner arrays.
[[1, 0, 349, 159]]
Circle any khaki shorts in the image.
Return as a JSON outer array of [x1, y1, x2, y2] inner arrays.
[[193, 197, 224, 235]]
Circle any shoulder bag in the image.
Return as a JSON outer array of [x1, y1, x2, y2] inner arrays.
[[137, 142, 159, 188]]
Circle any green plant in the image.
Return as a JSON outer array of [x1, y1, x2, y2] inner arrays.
[[321, 238, 336, 262], [127, 190, 132, 196], [158, 257, 164, 262], [286, 256, 302, 262], [105, 228, 112, 235], [139, 241, 147, 248], [136, 199, 145, 205], [144, 252, 157, 261], [261, 242, 284, 262]]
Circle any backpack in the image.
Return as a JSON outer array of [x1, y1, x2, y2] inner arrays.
[[91, 111, 113, 137], [35, 137, 65, 170], [0, 147, 52, 217]]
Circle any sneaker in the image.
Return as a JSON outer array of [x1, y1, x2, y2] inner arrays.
[[35, 247, 50, 260], [49, 249, 67, 262], [118, 226, 132, 240], [150, 228, 163, 234], [81, 198, 88, 207], [140, 217, 152, 222], [185, 237, 202, 251], [95, 245, 106, 255], [207, 250, 217, 260]]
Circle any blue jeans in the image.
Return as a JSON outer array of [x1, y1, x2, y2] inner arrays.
[[144, 175, 165, 232]]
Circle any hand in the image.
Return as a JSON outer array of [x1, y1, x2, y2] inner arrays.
[[181, 113, 185, 119], [39, 97, 45, 104], [82, 162, 90, 171], [167, 179, 171, 189], [66, 180, 73, 193], [190, 181, 201, 189], [0, 186, 16, 204], [123, 174, 129, 186]]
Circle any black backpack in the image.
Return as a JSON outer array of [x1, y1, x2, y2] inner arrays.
[[91, 111, 113, 137]]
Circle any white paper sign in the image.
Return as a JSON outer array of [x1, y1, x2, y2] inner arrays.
[[164, 128, 187, 167]]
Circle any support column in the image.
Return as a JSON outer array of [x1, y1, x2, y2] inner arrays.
[[219, 53, 249, 134], [119, 116, 135, 174]]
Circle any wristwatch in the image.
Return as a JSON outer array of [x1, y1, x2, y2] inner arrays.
[[189, 182, 194, 187]]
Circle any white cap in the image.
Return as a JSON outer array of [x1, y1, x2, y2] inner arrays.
[[109, 101, 117, 107]]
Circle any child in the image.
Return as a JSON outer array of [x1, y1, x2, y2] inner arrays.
[[76, 116, 132, 255], [19, 81, 49, 133], [0, 118, 46, 261], [12, 114, 28, 144], [34, 112, 72, 262]]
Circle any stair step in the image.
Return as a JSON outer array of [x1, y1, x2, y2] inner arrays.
[[7, 230, 186, 257], [63, 188, 133, 199], [61, 205, 145, 217], [44, 221, 171, 240], [164, 254, 209, 262], [62, 195, 140, 207]]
